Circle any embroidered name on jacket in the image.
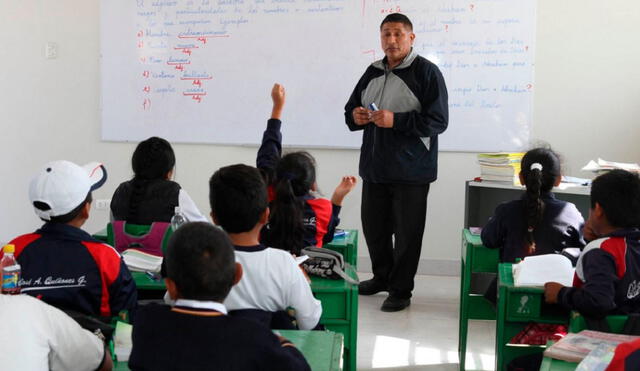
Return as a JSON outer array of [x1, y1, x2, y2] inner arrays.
[[19, 275, 88, 291]]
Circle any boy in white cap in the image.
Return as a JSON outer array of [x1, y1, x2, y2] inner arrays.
[[1, 160, 137, 319]]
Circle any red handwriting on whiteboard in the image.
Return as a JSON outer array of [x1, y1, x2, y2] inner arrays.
[[143, 86, 151, 93], [183, 92, 206, 103], [362, 49, 377, 62], [143, 98, 151, 110], [137, 30, 144, 37], [178, 34, 230, 45], [137, 40, 144, 48], [142, 71, 150, 78], [470, 4, 475, 11]]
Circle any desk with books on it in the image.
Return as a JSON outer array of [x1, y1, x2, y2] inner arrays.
[[113, 329, 344, 371], [496, 263, 569, 371], [464, 180, 590, 229]]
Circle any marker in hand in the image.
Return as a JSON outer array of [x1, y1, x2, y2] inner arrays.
[[368, 103, 378, 121]]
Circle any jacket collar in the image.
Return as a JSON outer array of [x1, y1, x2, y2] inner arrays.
[[234, 244, 268, 252], [37, 222, 94, 242], [372, 48, 418, 71]]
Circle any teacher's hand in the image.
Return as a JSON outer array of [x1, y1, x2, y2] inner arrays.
[[371, 110, 394, 128], [352, 107, 371, 126]]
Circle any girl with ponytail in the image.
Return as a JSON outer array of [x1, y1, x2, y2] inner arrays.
[[110, 137, 207, 225], [257, 84, 356, 255], [481, 147, 586, 263]]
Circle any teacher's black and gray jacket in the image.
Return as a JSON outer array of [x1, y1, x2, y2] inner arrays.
[[344, 48, 448, 184]]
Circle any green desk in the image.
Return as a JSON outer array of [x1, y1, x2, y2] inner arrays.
[[114, 329, 343, 371], [539, 355, 578, 371], [129, 265, 358, 371], [459, 229, 499, 370], [496, 263, 569, 371], [324, 229, 358, 268]]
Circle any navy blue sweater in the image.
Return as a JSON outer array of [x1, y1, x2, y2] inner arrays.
[[481, 192, 585, 263], [129, 304, 310, 371]]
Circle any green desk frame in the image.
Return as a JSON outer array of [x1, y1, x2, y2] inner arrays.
[[114, 329, 343, 371], [129, 264, 358, 371], [459, 229, 499, 370], [539, 355, 578, 371], [324, 229, 358, 268], [496, 263, 569, 371]]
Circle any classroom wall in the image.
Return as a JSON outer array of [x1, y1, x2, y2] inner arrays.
[[1, 1, 639, 275]]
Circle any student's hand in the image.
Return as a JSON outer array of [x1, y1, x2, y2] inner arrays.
[[371, 109, 394, 128], [331, 176, 357, 206], [271, 83, 285, 119], [352, 107, 371, 125], [544, 282, 564, 304]]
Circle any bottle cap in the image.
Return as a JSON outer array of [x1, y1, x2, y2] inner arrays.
[[3, 244, 15, 254]]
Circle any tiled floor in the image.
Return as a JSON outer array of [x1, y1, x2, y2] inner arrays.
[[357, 273, 496, 370]]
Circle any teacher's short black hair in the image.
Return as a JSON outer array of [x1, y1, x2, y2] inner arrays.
[[209, 164, 268, 233], [380, 13, 413, 31], [165, 222, 236, 302], [591, 169, 640, 229]]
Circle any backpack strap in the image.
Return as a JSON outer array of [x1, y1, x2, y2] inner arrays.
[[112, 221, 170, 256]]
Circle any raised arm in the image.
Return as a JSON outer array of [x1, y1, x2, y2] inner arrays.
[[257, 83, 286, 184]]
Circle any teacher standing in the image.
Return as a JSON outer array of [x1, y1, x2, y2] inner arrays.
[[344, 13, 449, 312]]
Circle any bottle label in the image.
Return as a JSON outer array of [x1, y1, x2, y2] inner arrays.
[[2, 271, 19, 290]]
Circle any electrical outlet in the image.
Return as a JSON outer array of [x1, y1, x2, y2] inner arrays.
[[45, 42, 58, 59], [95, 199, 110, 210]]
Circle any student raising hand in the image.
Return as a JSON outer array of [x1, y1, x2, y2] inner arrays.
[[331, 176, 357, 206], [271, 83, 285, 120]]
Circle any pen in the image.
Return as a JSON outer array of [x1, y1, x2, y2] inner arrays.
[[145, 271, 160, 281]]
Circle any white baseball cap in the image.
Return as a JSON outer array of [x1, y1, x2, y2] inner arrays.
[[29, 160, 107, 220]]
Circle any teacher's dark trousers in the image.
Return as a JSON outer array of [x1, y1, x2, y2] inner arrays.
[[361, 181, 430, 299]]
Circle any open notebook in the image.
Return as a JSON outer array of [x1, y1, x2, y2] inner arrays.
[[121, 249, 163, 273], [512, 254, 575, 287]]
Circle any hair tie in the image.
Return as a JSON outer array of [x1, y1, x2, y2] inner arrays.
[[530, 163, 543, 171]]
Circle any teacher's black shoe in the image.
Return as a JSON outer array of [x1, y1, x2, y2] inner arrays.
[[358, 279, 388, 296], [381, 296, 411, 312]]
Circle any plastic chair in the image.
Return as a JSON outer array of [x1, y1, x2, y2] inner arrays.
[[459, 229, 499, 370]]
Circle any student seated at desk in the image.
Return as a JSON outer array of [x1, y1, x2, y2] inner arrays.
[[545, 170, 640, 318], [481, 147, 585, 263], [110, 136, 207, 225], [129, 222, 311, 371], [208, 164, 322, 330], [0, 294, 113, 371], [257, 83, 356, 256], [2, 161, 137, 319]]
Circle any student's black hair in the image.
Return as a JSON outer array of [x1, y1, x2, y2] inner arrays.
[[590, 169, 640, 229], [380, 13, 413, 31], [209, 164, 268, 234], [165, 222, 236, 302], [268, 151, 316, 256], [35, 193, 93, 224], [520, 147, 561, 253], [128, 137, 176, 220]]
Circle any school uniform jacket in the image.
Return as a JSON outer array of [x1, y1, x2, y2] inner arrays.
[[129, 303, 311, 371], [257, 119, 341, 248], [344, 48, 448, 185], [481, 192, 585, 262], [4, 223, 137, 318], [558, 229, 640, 317]]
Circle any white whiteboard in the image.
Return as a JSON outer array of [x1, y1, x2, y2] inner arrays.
[[101, 0, 536, 152]]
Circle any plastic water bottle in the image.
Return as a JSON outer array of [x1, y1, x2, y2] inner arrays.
[[170, 206, 188, 231], [1, 244, 21, 295]]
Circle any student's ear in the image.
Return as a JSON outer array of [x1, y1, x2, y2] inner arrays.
[[165, 169, 174, 180], [553, 175, 562, 187], [81, 201, 91, 219], [311, 181, 318, 192], [258, 207, 270, 225], [519, 172, 526, 186], [210, 211, 220, 225], [165, 278, 180, 300], [233, 263, 243, 286]]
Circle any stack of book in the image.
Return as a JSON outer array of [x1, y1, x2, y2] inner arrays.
[[477, 152, 524, 184], [582, 158, 640, 174]]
